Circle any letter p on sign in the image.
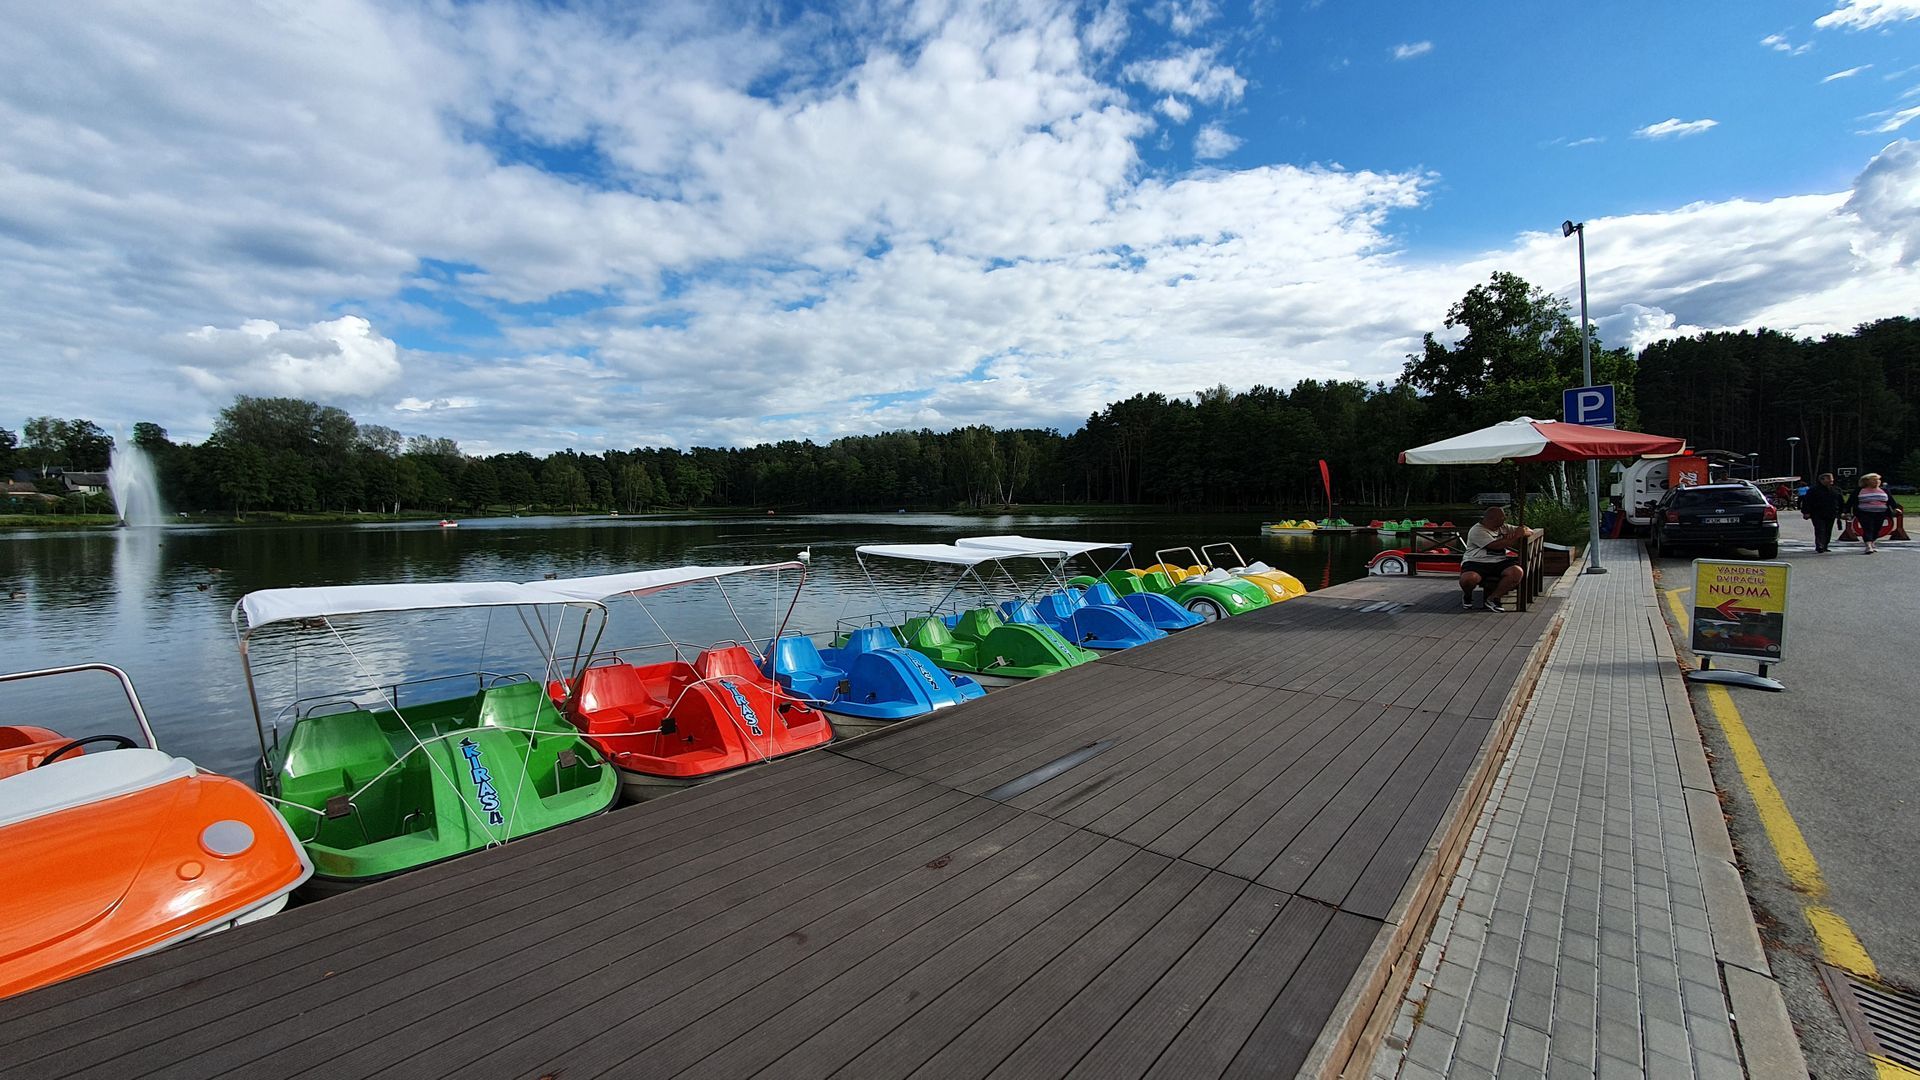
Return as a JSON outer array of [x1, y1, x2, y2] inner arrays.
[[1564, 384, 1615, 428]]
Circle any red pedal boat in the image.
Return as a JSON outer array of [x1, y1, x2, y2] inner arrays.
[[535, 564, 835, 801]]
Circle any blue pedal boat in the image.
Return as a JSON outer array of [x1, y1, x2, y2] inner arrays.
[[1000, 588, 1167, 650], [764, 627, 985, 738], [956, 535, 1205, 633]]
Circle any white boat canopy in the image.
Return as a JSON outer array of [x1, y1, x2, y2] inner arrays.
[[855, 543, 1065, 566], [523, 562, 805, 602], [238, 581, 573, 630], [955, 535, 1130, 557]]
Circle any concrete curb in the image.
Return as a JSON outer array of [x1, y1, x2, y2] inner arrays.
[[1649, 605, 1810, 1078], [1301, 588, 1569, 1078]]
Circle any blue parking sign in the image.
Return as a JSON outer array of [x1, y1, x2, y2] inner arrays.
[[1564, 384, 1615, 427]]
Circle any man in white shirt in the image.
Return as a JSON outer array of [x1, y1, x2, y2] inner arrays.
[[1459, 506, 1531, 612]]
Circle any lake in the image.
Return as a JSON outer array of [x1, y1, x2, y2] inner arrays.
[[0, 512, 1390, 780]]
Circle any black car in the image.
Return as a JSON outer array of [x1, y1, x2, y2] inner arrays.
[[1648, 481, 1779, 559]]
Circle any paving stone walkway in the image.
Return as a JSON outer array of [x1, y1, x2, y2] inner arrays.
[[1367, 541, 1792, 1080]]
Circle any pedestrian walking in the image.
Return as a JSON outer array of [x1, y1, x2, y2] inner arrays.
[[1801, 472, 1845, 553], [1846, 473, 1902, 554]]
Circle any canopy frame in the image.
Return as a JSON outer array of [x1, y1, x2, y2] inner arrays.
[[852, 543, 1073, 630], [231, 585, 610, 792]]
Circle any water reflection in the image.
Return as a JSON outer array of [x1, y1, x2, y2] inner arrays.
[[0, 513, 1386, 781]]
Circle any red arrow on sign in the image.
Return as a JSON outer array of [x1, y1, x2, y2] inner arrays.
[[1714, 598, 1761, 620]]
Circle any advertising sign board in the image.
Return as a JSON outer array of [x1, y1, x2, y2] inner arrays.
[[1669, 456, 1709, 488], [1690, 559, 1789, 663]]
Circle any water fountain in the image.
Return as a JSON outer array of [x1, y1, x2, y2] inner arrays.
[[108, 440, 168, 527]]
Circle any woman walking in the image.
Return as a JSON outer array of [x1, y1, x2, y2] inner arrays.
[[1846, 473, 1901, 554]]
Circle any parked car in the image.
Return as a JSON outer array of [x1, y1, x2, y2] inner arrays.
[[1647, 481, 1779, 559]]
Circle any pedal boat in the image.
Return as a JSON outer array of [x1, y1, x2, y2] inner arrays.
[[1197, 542, 1309, 602], [0, 663, 310, 1000], [855, 543, 1099, 686], [954, 535, 1203, 632], [765, 627, 985, 738], [235, 582, 620, 894], [535, 565, 837, 800], [1000, 588, 1166, 651]]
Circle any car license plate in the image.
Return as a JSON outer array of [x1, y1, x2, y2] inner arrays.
[[1704, 516, 1737, 524]]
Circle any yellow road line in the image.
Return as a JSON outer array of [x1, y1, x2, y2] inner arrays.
[[1876, 1056, 1920, 1078], [1663, 586, 1691, 633], [1701, 683, 1879, 980]]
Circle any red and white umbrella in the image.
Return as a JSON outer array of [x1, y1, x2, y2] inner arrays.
[[1399, 416, 1686, 465]]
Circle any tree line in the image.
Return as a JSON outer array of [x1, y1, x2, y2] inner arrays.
[[5, 273, 1915, 519]]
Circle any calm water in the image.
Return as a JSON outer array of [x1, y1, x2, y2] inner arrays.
[[0, 513, 1386, 780]]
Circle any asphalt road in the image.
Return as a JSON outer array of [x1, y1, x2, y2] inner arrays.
[[1653, 515, 1917, 1080]]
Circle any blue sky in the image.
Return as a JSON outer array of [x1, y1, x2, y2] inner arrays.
[[3, 0, 1918, 452]]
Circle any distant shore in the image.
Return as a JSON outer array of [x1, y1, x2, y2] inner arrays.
[[0, 501, 1478, 531]]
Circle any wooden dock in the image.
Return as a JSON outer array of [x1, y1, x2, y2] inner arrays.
[[0, 577, 1559, 1080]]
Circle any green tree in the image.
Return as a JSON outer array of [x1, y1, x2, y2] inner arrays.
[[22, 417, 113, 471], [1403, 271, 1635, 432], [131, 422, 171, 451], [215, 445, 270, 516], [459, 459, 500, 512], [0, 427, 15, 475]]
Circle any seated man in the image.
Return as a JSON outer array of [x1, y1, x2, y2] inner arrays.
[[1458, 507, 1532, 612]]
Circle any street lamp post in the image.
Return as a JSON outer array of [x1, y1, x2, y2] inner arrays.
[[1786, 436, 1801, 484], [1562, 219, 1605, 574], [1746, 452, 1759, 479]]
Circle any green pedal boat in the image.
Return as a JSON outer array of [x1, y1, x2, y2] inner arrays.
[[854, 543, 1098, 685], [235, 582, 620, 894]]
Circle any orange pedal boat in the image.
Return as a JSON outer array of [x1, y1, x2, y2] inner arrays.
[[0, 664, 311, 1000]]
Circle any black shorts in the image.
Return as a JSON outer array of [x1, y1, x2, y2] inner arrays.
[[1461, 559, 1517, 581]]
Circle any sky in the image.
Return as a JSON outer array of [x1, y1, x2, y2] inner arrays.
[[4, 0, 1920, 453]]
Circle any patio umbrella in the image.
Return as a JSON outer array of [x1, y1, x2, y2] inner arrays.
[[1399, 416, 1685, 465]]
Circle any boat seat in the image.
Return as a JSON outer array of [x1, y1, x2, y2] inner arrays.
[[901, 617, 978, 666], [572, 664, 674, 722], [1101, 572, 1145, 596], [951, 608, 1006, 643], [283, 709, 396, 785], [1083, 582, 1125, 607], [694, 645, 763, 682], [999, 601, 1047, 626], [764, 636, 845, 701], [475, 681, 563, 733], [1034, 594, 1080, 623], [839, 626, 903, 655]]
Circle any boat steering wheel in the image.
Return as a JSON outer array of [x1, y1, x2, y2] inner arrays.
[[36, 734, 139, 767]]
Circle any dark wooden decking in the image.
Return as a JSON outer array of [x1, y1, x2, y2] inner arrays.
[[0, 577, 1558, 1080]]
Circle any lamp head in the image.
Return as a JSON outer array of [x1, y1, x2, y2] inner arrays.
[[1561, 220, 1578, 237]]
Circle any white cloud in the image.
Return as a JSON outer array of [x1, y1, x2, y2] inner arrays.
[[1084, 1, 1128, 53], [1865, 102, 1920, 132], [1635, 117, 1720, 139], [1825, 64, 1873, 81], [1123, 46, 1247, 103], [394, 396, 480, 412], [1193, 121, 1243, 158], [1391, 41, 1433, 61], [0, 4, 1916, 451], [1156, 95, 1194, 123], [1844, 139, 1920, 262], [178, 316, 402, 400], [1148, 0, 1220, 36], [1816, 0, 1920, 30], [1760, 33, 1813, 55]]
